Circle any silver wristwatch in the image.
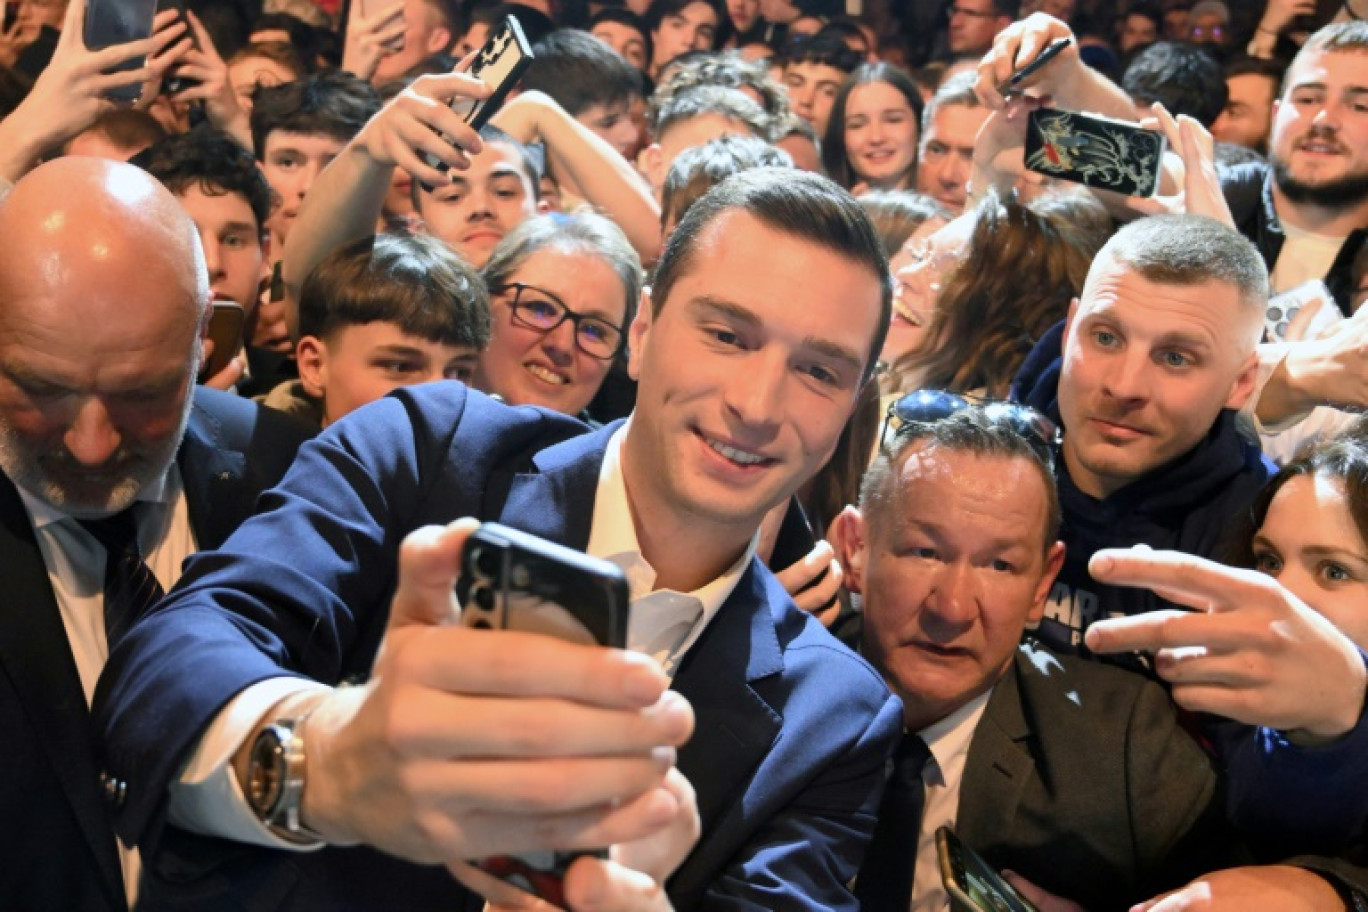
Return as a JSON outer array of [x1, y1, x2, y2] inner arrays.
[[246, 717, 324, 846]]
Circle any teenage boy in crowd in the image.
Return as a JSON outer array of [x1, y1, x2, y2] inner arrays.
[[265, 232, 491, 428], [138, 128, 283, 395], [781, 31, 859, 138]]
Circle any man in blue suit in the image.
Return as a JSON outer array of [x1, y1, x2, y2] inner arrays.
[[94, 168, 903, 911], [0, 158, 314, 911]]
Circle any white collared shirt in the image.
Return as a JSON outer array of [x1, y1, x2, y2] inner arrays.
[[172, 421, 757, 845], [18, 466, 196, 907], [588, 422, 755, 675], [910, 688, 993, 912]]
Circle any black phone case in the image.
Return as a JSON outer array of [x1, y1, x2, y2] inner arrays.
[[420, 15, 535, 177], [1024, 108, 1165, 198], [457, 523, 629, 906], [160, 0, 201, 95]]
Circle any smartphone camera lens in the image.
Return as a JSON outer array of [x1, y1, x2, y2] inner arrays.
[[470, 546, 500, 581], [473, 582, 496, 612]]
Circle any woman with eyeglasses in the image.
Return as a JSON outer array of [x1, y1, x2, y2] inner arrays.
[[476, 212, 643, 419]]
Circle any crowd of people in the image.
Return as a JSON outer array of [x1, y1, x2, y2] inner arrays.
[[1, 0, 1367, 909]]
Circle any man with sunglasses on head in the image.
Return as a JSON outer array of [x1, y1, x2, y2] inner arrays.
[[840, 397, 1234, 911], [93, 167, 902, 911]]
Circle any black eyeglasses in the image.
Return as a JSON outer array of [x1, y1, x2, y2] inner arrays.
[[494, 282, 625, 361], [881, 389, 1061, 469]]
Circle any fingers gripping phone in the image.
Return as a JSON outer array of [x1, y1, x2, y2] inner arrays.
[[937, 827, 1039, 912], [457, 523, 631, 906], [420, 14, 534, 174], [159, 0, 200, 96], [3, 2, 18, 33], [1024, 107, 1166, 198], [84, 0, 160, 101]]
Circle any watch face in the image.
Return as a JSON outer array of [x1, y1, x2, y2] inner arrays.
[[248, 728, 285, 816]]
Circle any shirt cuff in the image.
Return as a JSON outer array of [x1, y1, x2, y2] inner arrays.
[[168, 677, 330, 850]]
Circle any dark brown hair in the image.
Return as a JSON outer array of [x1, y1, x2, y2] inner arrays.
[[898, 190, 1098, 398]]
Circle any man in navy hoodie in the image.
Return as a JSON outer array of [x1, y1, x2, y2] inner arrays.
[[1010, 214, 1273, 653]]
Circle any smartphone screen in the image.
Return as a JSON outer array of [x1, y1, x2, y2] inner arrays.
[[937, 827, 1039, 912], [84, 0, 159, 101]]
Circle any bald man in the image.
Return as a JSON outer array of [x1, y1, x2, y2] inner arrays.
[[0, 157, 312, 911]]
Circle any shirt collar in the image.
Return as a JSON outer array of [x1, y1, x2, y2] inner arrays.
[[917, 686, 993, 780], [586, 421, 758, 629]]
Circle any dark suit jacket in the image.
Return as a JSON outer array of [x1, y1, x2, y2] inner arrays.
[[93, 383, 903, 912], [955, 643, 1235, 911], [0, 387, 313, 912]]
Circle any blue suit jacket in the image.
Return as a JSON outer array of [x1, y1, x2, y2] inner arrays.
[[0, 387, 313, 912], [94, 383, 902, 912]]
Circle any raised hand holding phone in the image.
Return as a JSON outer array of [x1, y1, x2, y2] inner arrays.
[[0, 0, 185, 182], [342, 0, 407, 81], [269, 519, 691, 872], [83, 0, 161, 100], [419, 15, 534, 176]]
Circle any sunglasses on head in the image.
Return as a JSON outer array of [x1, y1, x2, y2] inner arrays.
[[880, 389, 1061, 469]]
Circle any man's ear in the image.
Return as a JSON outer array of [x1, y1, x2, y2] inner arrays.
[[1026, 541, 1066, 627], [832, 505, 869, 595], [428, 26, 453, 55], [627, 286, 653, 381], [641, 143, 665, 198], [296, 336, 329, 399], [1224, 349, 1261, 411]]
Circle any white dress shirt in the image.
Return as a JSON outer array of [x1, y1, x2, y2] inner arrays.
[[19, 466, 196, 907], [910, 689, 993, 912], [171, 421, 756, 846]]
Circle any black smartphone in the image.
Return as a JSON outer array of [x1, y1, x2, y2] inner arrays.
[[457, 522, 631, 908], [996, 36, 1071, 97], [84, 0, 160, 101], [1024, 107, 1166, 198], [937, 827, 1039, 912], [3, 2, 18, 34], [159, 0, 200, 95], [421, 14, 535, 174], [200, 301, 245, 380]]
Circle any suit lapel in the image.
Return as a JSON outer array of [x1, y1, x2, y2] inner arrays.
[[672, 564, 785, 836], [177, 411, 248, 551], [494, 424, 617, 548], [0, 474, 125, 907], [957, 654, 1035, 852]]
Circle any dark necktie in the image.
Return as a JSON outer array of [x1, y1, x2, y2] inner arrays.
[[854, 733, 933, 912], [78, 508, 165, 649]]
